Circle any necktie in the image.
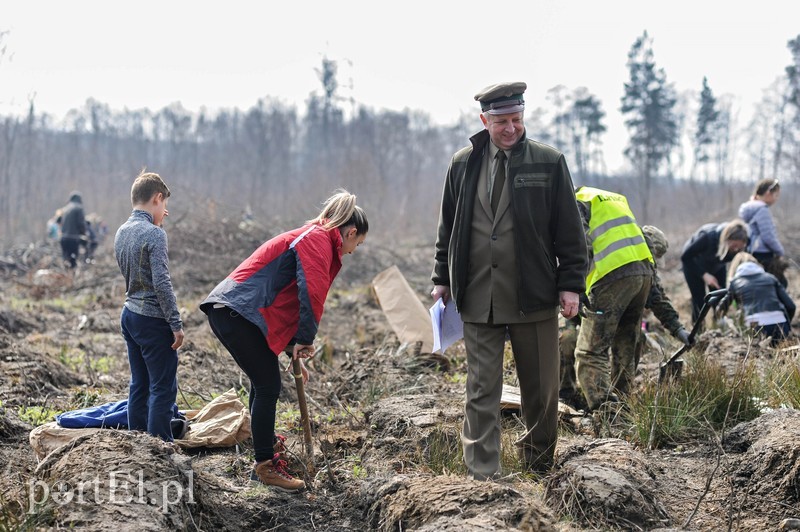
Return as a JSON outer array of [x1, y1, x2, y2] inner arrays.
[[491, 151, 506, 216]]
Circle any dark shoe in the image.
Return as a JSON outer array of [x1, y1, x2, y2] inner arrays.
[[170, 419, 189, 440], [517, 442, 555, 476], [252, 454, 305, 492], [587, 392, 620, 413], [559, 388, 589, 411]]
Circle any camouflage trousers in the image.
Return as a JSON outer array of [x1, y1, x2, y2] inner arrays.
[[575, 274, 652, 411]]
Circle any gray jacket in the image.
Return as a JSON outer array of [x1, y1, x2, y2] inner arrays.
[[725, 262, 795, 321], [739, 200, 784, 256]]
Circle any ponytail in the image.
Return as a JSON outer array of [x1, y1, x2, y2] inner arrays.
[[308, 189, 369, 234], [753, 178, 779, 197]]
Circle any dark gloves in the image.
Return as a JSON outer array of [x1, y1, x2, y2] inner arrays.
[[676, 328, 692, 346]]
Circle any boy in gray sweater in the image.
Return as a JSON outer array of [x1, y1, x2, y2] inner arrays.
[[114, 171, 184, 441]]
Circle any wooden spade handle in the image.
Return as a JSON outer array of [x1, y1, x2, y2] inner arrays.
[[292, 357, 313, 457]]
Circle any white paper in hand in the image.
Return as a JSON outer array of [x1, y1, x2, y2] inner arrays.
[[429, 298, 464, 353]]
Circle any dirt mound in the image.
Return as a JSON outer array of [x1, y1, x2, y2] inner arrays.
[[723, 409, 800, 517], [0, 308, 41, 337], [366, 394, 463, 437], [363, 474, 556, 531], [28, 430, 235, 531], [0, 343, 87, 406], [545, 438, 671, 530], [0, 402, 29, 440]]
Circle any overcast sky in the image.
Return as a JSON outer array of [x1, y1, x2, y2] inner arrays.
[[2, 1, 799, 173]]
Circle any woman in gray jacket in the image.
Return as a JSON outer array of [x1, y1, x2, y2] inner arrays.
[[739, 178, 787, 286]]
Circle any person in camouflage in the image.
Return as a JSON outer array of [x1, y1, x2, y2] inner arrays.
[[635, 226, 692, 366], [558, 316, 584, 409], [560, 224, 692, 410], [573, 187, 654, 411]]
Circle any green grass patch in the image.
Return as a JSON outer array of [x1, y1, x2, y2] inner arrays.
[[69, 388, 103, 409], [444, 372, 467, 385], [17, 405, 59, 426], [762, 355, 800, 409], [419, 417, 533, 477], [626, 352, 762, 449], [420, 424, 465, 475], [275, 401, 302, 433]]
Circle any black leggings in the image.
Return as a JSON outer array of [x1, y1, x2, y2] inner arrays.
[[207, 306, 281, 462]]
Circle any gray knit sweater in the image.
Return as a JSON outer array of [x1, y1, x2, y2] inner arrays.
[[114, 210, 182, 331]]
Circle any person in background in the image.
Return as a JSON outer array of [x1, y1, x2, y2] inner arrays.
[[573, 187, 653, 412], [114, 171, 184, 442], [720, 252, 795, 346], [739, 178, 788, 287], [83, 219, 98, 263], [640, 226, 691, 343], [637, 225, 692, 357], [57, 192, 86, 268], [201, 190, 368, 492], [680, 220, 749, 323], [431, 81, 587, 479]]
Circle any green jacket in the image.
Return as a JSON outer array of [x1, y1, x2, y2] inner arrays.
[[432, 129, 588, 315], [642, 231, 684, 336]]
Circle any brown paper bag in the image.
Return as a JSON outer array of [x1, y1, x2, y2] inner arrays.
[[371, 265, 433, 353]]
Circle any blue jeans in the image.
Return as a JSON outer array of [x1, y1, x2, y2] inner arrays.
[[120, 307, 178, 441], [757, 322, 791, 346]]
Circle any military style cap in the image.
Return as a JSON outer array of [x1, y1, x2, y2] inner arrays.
[[642, 225, 668, 259], [474, 82, 527, 115]]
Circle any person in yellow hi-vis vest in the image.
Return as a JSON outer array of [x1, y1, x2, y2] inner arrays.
[[573, 186, 654, 411]]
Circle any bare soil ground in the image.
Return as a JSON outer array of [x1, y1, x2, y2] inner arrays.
[[2, 215, 800, 531]]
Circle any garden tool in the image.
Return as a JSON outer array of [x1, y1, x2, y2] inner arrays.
[[289, 348, 316, 458], [659, 288, 727, 384]]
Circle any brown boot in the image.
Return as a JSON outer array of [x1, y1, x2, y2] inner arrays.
[[249, 436, 290, 483], [253, 454, 305, 492]]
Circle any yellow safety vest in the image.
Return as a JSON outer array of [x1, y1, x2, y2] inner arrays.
[[575, 186, 653, 293]]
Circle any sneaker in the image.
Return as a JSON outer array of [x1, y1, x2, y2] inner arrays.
[[252, 454, 305, 492]]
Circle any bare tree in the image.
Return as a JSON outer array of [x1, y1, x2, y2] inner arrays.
[[784, 34, 800, 181]]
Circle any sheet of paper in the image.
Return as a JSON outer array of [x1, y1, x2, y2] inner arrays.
[[429, 297, 463, 353]]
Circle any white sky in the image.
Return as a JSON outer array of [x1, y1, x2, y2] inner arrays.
[[2, 1, 799, 173]]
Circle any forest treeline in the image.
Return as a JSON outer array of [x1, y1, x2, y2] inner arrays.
[[1, 31, 799, 246]]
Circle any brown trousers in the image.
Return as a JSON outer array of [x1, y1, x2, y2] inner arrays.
[[462, 316, 559, 479]]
